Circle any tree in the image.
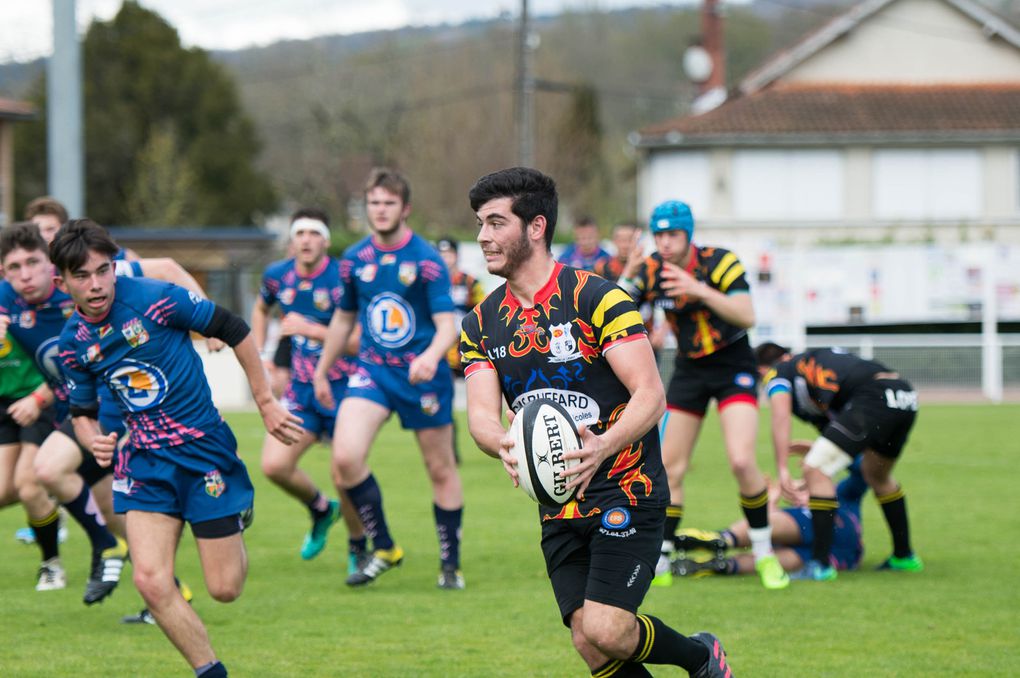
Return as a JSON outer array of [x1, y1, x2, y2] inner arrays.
[[124, 123, 197, 226], [15, 1, 275, 226]]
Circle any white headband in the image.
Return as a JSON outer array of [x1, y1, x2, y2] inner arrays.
[[290, 217, 330, 242]]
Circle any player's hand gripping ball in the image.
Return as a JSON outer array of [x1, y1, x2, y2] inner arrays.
[[508, 398, 582, 505]]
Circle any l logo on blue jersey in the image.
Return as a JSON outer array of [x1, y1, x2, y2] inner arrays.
[[35, 337, 63, 382], [366, 292, 415, 348], [108, 359, 169, 412]]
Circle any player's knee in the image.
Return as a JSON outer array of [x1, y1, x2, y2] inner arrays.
[[260, 454, 293, 483], [31, 456, 60, 489], [133, 568, 176, 605], [207, 577, 244, 603], [581, 613, 631, 658], [727, 453, 757, 480], [15, 476, 43, 504]]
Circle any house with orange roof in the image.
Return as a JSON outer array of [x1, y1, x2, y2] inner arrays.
[[632, 0, 1020, 244]]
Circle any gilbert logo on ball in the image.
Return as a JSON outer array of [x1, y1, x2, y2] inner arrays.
[[508, 398, 582, 505]]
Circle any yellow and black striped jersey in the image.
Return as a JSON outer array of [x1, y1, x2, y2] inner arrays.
[[619, 246, 750, 360], [460, 263, 669, 520]]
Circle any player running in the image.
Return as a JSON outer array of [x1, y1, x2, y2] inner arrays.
[[314, 168, 465, 590], [53, 219, 302, 675], [462, 167, 733, 678], [756, 343, 923, 581], [252, 208, 366, 569], [617, 200, 788, 590]]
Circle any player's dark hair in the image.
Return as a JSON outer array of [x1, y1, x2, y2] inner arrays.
[[754, 342, 791, 368], [365, 167, 411, 205], [0, 221, 49, 261], [468, 167, 558, 250], [575, 215, 597, 229], [24, 195, 69, 223], [49, 218, 119, 274], [290, 206, 330, 227]]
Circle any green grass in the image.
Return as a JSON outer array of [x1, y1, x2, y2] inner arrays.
[[1, 404, 1018, 676]]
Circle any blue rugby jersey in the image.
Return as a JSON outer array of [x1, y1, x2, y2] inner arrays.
[[0, 260, 141, 429], [259, 256, 353, 383], [338, 231, 454, 367], [59, 277, 226, 467]]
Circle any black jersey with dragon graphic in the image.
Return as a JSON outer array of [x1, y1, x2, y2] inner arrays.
[[460, 263, 669, 521], [619, 247, 750, 359], [762, 348, 891, 428]]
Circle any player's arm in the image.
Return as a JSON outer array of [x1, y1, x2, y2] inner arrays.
[[408, 311, 457, 385], [250, 297, 273, 362], [313, 308, 356, 408], [279, 312, 328, 342], [563, 336, 665, 500], [6, 382, 55, 428], [768, 389, 806, 504], [201, 305, 304, 444], [660, 261, 755, 328], [464, 367, 522, 486]]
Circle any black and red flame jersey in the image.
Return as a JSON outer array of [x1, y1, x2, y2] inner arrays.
[[460, 263, 669, 520], [763, 348, 892, 429], [619, 247, 750, 360]]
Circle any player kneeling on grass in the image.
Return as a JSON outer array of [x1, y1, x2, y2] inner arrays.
[[756, 342, 923, 581], [52, 220, 303, 677], [462, 167, 732, 678]]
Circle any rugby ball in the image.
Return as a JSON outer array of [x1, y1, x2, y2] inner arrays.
[[508, 398, 583, 505]]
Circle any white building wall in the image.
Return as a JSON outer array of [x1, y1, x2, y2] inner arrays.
[[781, 0, 1020, 85]]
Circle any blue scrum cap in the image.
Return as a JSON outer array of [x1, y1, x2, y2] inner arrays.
[[649, 200, 694, 239]]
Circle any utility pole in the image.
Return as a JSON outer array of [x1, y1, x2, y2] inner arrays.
[[515, 0, 534, 168], [48, 0, 84, 216]]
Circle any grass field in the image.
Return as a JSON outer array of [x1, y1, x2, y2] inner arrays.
[[1, 403, 1018, 677]]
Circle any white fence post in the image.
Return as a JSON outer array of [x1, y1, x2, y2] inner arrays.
[[982, 247, 1003, 403]]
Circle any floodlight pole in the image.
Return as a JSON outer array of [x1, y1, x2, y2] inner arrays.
[[48, 0, 85, 216], [515, 0, 534, 168]]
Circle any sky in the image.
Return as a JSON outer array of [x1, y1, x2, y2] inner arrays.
[[0, 0, 739, 64]]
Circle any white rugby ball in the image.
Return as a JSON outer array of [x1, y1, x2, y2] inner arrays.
[[508, 398, 582, 505]]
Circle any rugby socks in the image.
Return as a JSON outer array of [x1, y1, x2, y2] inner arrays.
[[663, 504, 683, 546], [629, 614, 710, 672], [591, 660, 652, 677], [720, 528, 738, 550], [877, 486, 913, 558], [346, 474, 394, 550], [809, 495, 839, 564], [433, 504, 462, 568], [305, 491, 331, 521], [30, 509, 61, 561], [65, 485, 117, 552], [349, 535, 368, 556], [740, 488, 772, 559], [194, 661, 227, 677]]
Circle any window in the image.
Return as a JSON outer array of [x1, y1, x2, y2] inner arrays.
[[873, 148, 981, 220], [732, 149, 843, 220]]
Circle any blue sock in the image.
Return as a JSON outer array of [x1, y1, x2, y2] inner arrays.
[[433, 504, 463, 568], [346, 474, 393, 550], [65, 484, 117, 551], [195, 661, 227, 677]]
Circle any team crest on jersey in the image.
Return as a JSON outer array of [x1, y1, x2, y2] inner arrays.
[[420, 393, 440, 416], [108, 360, 169, 412], [280, 288, 296, 306], [380, 254, 396, 265], [313, 289, 330, 311], [398, 262, 417, 286], [366, 292, 415, 348], [83, 343, 104, 365], [121, 318, 150, 348], [204, 470, 226, 498], [548, 323, 582, 363], [298, 280, 312, 292], [360, 264, 378, 283], [734, 372, 755, 389], [98, 324, 114, 339], [19, 310, 35, 329], [61, 304, 73, 319]]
